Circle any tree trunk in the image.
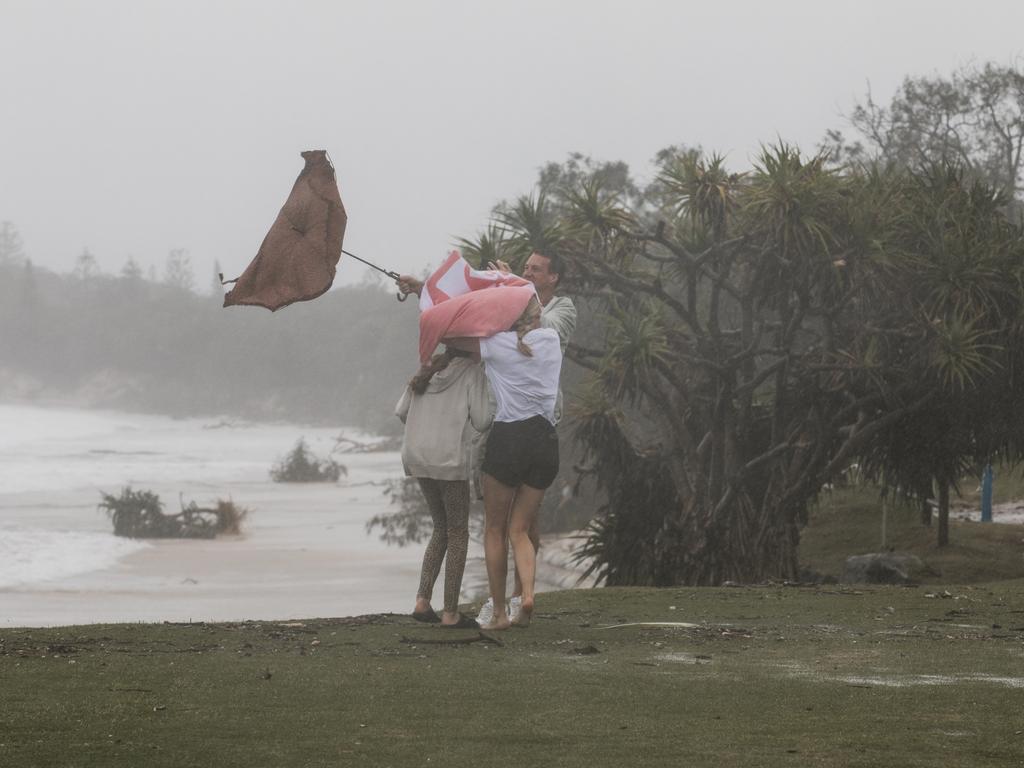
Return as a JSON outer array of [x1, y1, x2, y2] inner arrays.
[[668, 487, 802, 585], [920, 499, 932, 526], [937, 481, 949, 547]]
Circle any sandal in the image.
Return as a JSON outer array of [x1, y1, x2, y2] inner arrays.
[[412, 608, 441, 623]]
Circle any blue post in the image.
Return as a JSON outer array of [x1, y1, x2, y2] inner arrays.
[[981, 464, 993, 523]]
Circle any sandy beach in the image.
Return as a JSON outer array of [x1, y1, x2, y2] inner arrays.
[[0, 404, 592, 628]]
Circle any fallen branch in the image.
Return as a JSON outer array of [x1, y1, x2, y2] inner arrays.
[[597, 621, 701, 629], [399, 632, 504, 647]]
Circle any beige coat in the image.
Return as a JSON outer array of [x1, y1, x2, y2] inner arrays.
[[395, 357, 494, 481]]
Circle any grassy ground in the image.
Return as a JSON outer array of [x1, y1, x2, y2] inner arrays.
[[800, 479, 1024, 584], [3, 583, 1024, 768], [5, 472, 1023, 767]]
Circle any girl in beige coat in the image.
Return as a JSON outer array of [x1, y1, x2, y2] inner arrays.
[[396, 347, 493, 628]]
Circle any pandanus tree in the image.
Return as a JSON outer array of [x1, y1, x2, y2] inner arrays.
[[464, 144, 1024, 585], [853, 166, 1024, 545]]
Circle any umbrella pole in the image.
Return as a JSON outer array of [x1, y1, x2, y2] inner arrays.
[[342, 249, 408, 301], [219, 251, 409, 301]]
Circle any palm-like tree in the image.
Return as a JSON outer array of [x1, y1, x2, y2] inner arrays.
[[502, 145, 1024, 584]]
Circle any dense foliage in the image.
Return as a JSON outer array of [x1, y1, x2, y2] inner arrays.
[[463, 146, 1024, 586], [827, 61, 1024, 210]]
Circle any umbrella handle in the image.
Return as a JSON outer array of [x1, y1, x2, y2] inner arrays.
[[396, 291, 408, 302]]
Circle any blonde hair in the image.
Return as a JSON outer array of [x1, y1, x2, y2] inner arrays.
[[513, 296, 542, 356]]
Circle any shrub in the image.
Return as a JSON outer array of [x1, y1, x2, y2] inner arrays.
[[99, 487, 170, 538], [211, 499, 249, 534], [366, 478, 483, 547], [99, 487, 250, 538], [365, 478, 432, 546], [269, 438, 346, 482]]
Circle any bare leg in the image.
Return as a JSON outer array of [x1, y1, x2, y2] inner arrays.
[[481, 473, 515, 630], [507, 484, 546, 626], [512, 513, 542, 598]]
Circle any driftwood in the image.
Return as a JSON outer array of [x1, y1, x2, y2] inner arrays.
[[332, 432, 403, 454], [99, 488, 248, 539]]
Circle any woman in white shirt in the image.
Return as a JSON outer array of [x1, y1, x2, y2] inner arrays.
[[476, 296, 562, 630]]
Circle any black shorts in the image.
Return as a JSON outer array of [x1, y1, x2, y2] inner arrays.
[[482, 416, 559, 490]]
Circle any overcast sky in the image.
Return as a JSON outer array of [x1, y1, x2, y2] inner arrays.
[[2, 0, 1023, 291]]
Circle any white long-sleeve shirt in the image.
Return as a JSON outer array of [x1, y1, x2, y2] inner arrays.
[[479, 328, 562, 425]]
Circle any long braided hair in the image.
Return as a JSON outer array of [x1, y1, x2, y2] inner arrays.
[[512, 296, 542, 357], [409, 346, 472, 394]]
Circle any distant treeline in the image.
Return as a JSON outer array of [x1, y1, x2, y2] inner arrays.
[[0, 260, 421, 431]]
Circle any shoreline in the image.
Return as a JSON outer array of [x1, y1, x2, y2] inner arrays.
[[0, 404, 426, 627], [0, 402, 595, 628], [1, 526, 596, 629]]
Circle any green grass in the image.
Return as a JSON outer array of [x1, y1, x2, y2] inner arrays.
[[5, 473, 1023, 767], [801, 482, 1024, 584], [955, 462, 1024, 507], [3, 584, 1024, 767]]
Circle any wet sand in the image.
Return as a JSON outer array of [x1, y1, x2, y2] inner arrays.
[[0, 405, 593, 628], [1, 452, 592, 628]]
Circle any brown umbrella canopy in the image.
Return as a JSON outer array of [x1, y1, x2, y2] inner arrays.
[[223, 150, 347, 311]]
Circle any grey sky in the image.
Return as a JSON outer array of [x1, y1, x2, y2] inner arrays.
[[2, 0, 1023, 290]]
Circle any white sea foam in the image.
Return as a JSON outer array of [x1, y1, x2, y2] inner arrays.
[[0, 403, 355, 495], [0, 403, 591, 625], [0, 403, 387, 595], [0, 528, 149, 588]]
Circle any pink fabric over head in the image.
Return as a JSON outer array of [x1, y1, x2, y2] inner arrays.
[[418, 284, 537, 364], [419, 250, 531, 311]]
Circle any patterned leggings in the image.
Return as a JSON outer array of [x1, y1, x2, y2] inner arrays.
[[416, 478, 471, 614]]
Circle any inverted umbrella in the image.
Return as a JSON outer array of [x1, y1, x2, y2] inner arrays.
[[222, 150, 404, 311]]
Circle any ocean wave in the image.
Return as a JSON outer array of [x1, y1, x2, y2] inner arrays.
[[0, 528, 150, 588]]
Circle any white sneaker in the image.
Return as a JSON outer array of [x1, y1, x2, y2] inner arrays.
[[508, 595, 523, 623], [476, 598, 494, 626]]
